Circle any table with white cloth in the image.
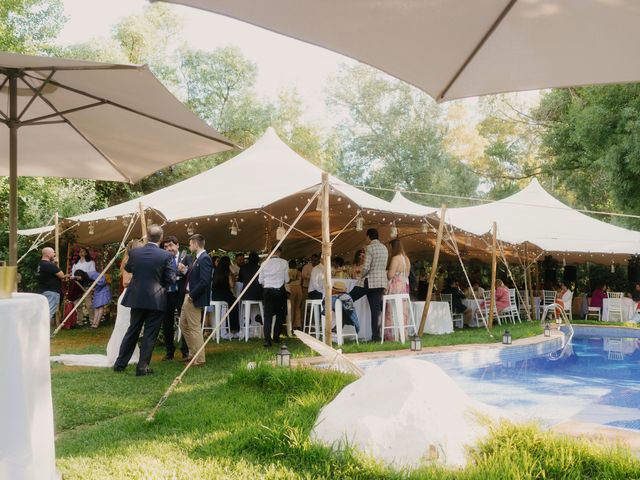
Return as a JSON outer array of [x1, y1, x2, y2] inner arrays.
[[337, 279, 373, 341], [411, 301, 454, 335], [0, 293, 58, 480], [602, 297, 638, 322]]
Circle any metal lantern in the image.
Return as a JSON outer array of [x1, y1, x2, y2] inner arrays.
[[186, 222, 195, 236], [276, 344, 291, 367], [502, 330, 512, 345], [421, 221, 429, 233], [355, 216, 364, 232], [390, 222, 398, 239], [410, 335, 422, 352], [87, 222, 95, 235], [230, 218, 240, 236], [544, 322, 551, 337], [276, 221, 286, 241]]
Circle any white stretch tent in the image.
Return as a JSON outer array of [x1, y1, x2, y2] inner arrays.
[[438, 179, 640, 264], [161, 0, 640, 102], [390, 192, 437, 217], [21, 128, 441, 257]]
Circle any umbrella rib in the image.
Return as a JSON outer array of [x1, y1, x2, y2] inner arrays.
[[17, 70, 55, 121], [20, 100, 106, 125], [437, 0, 518, 101], [23, 73, 237, 148], [21, 76, 133, 182], [21, 64, 141, 72]]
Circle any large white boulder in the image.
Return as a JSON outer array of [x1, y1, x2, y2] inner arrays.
[[310, 358, 507, 469]]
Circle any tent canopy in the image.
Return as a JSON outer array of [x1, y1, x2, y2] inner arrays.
[[21, 128, 443, 257], [161, 0, 640, 102], [439, 179, 640, 264], [390, 192, 437, 217]]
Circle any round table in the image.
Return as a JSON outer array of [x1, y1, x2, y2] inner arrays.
[[0, 293, 58, 480]]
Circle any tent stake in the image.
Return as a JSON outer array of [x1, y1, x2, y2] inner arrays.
[[418, 204, 446, 336], [321, 172, 333, 345], [488, 222, 497, 328]]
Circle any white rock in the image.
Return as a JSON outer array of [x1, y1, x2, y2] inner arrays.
[[310, 358, 507, 469]]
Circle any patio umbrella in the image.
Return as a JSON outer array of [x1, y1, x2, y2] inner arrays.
[[0, 51, 235, 265], [161, 0, 640, 101]]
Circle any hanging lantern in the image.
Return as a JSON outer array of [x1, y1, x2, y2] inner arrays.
[[421, 220, 429, 233], [611, 261, 615, 273], [276, 344, 291, 367], [88, 222, 95, 235], [502, 330, 512, 345], [544, 322, 551, 337], [562, 256, 566, 267], [465, 236, 472, 248], [187, 222, 195, 236], [230, 219, 240, 236], [355, 215, 364, 232], [390, 222, 398, 239], [276, 219, 286, 241], [410, 335, 422, 352], [121, 216, 129, 227]]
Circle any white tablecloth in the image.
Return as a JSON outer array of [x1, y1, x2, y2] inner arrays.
[[603, 297, 638, 322], [0, 293, 58, 480], [411, 301, 454, 335], [338, 279, 373, 341]]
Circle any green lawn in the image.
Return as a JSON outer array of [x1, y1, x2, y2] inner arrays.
[[52, 323, 640, 479]]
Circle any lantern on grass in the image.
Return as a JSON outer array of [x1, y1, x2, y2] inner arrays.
[[276, 344, 291, 367], [502, 330, 512, 345], [410, 335, 422, 352], [544, 322, 551, 337]]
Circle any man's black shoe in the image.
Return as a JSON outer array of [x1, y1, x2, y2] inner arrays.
[[136, 368, 154, 377], [113, 365, 125, 372], [263, 341, 272, 347]]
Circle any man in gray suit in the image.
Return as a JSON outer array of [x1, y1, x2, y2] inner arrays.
[[349, 228, 388, 341]]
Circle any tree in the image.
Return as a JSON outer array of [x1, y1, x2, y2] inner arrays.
[[326, 64, 477, 204], [0, 0, 65, 54], [535, 85, 640, 225]]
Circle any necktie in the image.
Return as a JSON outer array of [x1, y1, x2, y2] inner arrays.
[[170, 256, 177, 292]]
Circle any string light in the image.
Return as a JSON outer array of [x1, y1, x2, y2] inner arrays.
[[230, 218, 240, 236]]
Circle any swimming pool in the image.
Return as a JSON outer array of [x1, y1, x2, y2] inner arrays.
[[362, 327, 640, 431]]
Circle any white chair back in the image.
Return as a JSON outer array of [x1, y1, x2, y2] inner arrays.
[[542, 290, 556, 306], [607, 292, 624, 300]]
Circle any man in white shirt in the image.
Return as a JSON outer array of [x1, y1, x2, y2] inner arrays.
[[307, 261, 324, 300], [258, 246, 289, 347]]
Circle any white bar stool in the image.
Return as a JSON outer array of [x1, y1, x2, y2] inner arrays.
[[303, 299, 323, 339], [240, 300, 264, 341], [380, 293, 416, 344], [333, 298, 359, 346], [202, 301, 230, 344]]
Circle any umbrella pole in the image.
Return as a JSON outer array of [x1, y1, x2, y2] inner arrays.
[[488, 222, 497, 327], [8, 73, 18, 266], [321, 172, 333, 345], [417, 204, 446, 337]]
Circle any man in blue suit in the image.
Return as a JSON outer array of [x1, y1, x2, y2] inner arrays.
[[114, 224, 176, 376], [178, 234, 213, 366]]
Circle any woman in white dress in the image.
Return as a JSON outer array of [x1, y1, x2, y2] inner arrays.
[[71, 247, 96, 323], [52, 240, 141, 367]]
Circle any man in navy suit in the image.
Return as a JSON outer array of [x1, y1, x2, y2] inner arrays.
[[178, 234, 213, 366], [114, 225, 176, 376], [161, 236, 192, 360]]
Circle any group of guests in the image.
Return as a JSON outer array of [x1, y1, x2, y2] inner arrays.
[[37, 246, 111, 328]]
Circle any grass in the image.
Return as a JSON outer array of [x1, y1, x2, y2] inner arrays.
[[51, 323, 640, 479]]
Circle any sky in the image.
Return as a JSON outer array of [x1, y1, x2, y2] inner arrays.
[[58, 0, 354, 126]]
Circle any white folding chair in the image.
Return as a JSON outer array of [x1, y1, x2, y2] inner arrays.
[[480, 290, 500, 326], [518, 290, 531, 319], [561, 290, 573, 320], [606, 292, 624, 322], [540, 290, 557, 321], [324, 298, 359, 346], [441, 293, 464, 329]]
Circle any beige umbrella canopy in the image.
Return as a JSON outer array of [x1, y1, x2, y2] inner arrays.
[[162, 0, 640, 102], [1, 51, 235, 264]]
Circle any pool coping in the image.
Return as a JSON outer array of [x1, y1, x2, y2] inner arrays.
[[292, 330, 565, 368]]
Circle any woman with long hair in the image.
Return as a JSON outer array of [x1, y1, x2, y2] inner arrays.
[[71, 246, 96, 323], [212, 256, 240, 338], [383, 239, 411, 341], [350, 248, 366, 279], [287, 259, 303, 329]]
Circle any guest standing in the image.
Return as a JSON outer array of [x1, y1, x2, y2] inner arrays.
[[230, 253, 244, 281], [287, 260, 303, 329], [114, 225, 176, 376], [238, 252, 262, 301], [71, 246, 96, 323], [301, 254, 317, 307], [383, 239, 411, 341], [258, 246, 289, 347], [178, 234, 213, 366], [75, 269, 112, 328], [161, 236, 191, 360], [212, 256, 240, 338], [349, 229, 389, 342], [307, 257, 324, 300], [37, 247, 69, 322]]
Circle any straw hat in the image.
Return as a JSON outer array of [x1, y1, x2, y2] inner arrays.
[[332, 281, 348, 293]]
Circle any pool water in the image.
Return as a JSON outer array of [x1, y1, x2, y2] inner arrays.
[[428, 336, 640, 431], [362, 337, 640, 431]]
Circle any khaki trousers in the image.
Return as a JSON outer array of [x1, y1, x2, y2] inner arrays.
[[179, 296, 205, 364], [289, 285, 303, 329]]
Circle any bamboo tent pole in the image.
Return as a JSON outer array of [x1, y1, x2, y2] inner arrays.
[[54, 211, 61, 325], [525, 244, 535, 320], [418, 204, 447, 337], [139, 202, 147, 242], [488, 222, 498, 328], [147, 186, 322, 422], [321, 172, 333, 345]]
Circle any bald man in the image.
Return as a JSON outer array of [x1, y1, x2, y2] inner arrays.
[[38, 247, 69, 321]]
